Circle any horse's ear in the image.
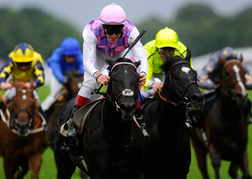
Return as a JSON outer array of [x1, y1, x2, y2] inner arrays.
[[133, 60, 141, 68], [238, 54, 243, 63], [67, 70, 73, 79], [106, 59, 116, 66], [219, 56, 226, 64], [185, 47, 191, 63]]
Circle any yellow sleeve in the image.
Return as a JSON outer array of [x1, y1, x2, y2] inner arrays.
[[143, 40, 155, 90]]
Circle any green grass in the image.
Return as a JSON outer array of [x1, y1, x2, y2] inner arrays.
[[1, 86, 252, 178]]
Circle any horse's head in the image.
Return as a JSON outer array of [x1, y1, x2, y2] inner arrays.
[[65, 70, 83, 99], [11, 80, 38, 137], [219, 55, 248, 105], [160, 51, 203, 113], [106, 58, 140, 121]]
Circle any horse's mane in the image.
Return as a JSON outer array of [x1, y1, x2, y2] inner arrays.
[[116, 57, 132, 63], [160, 56, 184, 73]]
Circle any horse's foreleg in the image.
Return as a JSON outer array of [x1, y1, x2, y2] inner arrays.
[[28, 153, 42, 179], [191, 129, 210, 179], [3, 158, 19, 179], [237, 151, 251, 179], [209, 144, 221, 179], [228, 162, 240, 179]]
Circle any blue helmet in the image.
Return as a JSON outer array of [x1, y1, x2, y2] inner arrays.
[[219, 47, 237, 60], [61, 37, 81, 56]]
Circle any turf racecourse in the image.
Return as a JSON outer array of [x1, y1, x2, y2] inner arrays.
[[0, 85, 252, 178]]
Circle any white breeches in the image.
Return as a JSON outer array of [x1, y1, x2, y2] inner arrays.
[[41, 68, 64, 111]]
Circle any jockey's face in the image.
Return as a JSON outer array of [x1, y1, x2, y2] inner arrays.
[[103, 24, 124, 44], [158, 47, 175, 62], [106, 33, 121, 44], [17, 62, 31, 71], [64, 55, 76, 64]]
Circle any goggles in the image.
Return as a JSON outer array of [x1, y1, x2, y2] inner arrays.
[[157, 47, 175, 53], [103, 25, 124, 35], [17, 62, 31, 67]]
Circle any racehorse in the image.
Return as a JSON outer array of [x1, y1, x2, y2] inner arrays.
[[0, 79, 46, 179], [142, 51, 204, 178], [54, 58, 146, 179], [191, 56, 251, 179], [45, 70, 83, 149]]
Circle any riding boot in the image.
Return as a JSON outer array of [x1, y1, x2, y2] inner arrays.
[[0, 100, 6, 112], [66, 95, 90, 154], [244, 99, 252, 124], [66, 105, 81, 154], [246, 113, 252, 124]]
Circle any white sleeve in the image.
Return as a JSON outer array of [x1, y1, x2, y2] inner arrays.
[[82, 25, 99, 76], [128, 27, 147, 75]]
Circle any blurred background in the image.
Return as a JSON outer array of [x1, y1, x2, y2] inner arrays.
[[1, 0, 252, 73]]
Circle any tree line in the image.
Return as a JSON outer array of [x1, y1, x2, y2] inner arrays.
[[0, 3, 252, 61]]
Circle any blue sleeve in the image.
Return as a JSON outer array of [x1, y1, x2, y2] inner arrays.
[[47, 49, 65, 83]]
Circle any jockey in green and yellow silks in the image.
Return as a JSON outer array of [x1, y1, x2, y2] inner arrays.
[[139, 27, 193, 104]]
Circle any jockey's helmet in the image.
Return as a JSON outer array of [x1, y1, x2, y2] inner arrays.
[[155, 27, 179, 49], [100, 3, 126, 25], [61, 37, 81, 56], [219, 47, 238, 60], [13, 43, 34, 63]]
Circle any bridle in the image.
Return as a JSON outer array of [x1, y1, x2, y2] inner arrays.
[[159, 61, 197, 107], [103, 62, 139, 111], [12, 89, 36, 126], [221, 60, 247, 100]]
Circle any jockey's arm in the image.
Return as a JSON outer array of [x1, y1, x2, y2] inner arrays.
[[0, 82, 12, 90]]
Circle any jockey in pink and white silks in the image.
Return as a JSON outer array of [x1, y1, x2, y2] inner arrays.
[[64, 3, 147, 154]]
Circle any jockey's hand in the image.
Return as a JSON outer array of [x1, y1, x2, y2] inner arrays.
[[1, 82, 12, 90], [95, 73, 110, 85], [24, 82, 36, 88], [139, 73, 146, 87], [152, 82, 163, 92]]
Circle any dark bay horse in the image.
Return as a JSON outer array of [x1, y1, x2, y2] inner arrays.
[[54, 58, 146, 179], [45, 70, 83, 149], [142, 52, 204, 178], [0, 80, 46, 179], [191, 56, 251, 179]]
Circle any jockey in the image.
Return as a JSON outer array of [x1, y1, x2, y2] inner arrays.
[[138, 27, 193, 105], [41, 37, 84, 112], [65, 3, 147, 153], [195, 46, 252, 125], [0, 43, 45, 111]]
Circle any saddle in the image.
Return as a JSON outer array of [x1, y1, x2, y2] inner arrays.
[[60, 98, 104, 137]]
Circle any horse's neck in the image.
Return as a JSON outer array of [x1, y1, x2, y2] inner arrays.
[[158, 100, 186, 126], [102, 101, 133, 143], [219, 94, 244, 123]]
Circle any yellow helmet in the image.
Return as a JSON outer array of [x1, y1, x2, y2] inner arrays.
[[13, 43, 34, 63], [155, 27, 179, 49]]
